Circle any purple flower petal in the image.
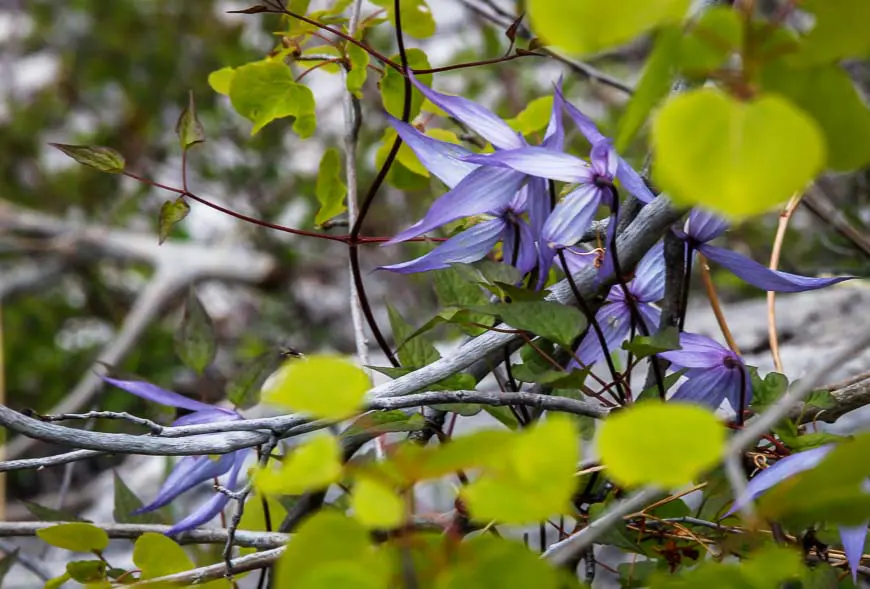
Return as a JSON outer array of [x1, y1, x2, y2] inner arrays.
[[637, 302, 662, 334], [463, 147, 593, 184], [590, 141, 617, 179], [136, 453, 236, 514], [386, 166, 525, 244], [408, 70, 523, 150], [699, 244, 854, 293], [542, 77, 565, 150], [685, 209, 729, 243], [380, 218, 506, 274], [660, 332, 730, 368], [840, 524, 868, 582], [542, 184, 602, 248], [503, 219, 538, 277], [386, 115, 477, 188], [102, 376, 214, 413], [616, 158, 655, 204], [556, 245, 599, 277], [165, 451, 247, 535], [629, 241, 665, 302], [571, 301, 632, 367], [556, 85, 607, 145], [171, 408, 240, 427], [669, 367, 734, 408]]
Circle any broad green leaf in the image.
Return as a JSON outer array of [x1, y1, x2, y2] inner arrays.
[[37, 523, 109, 553], [49, 143, 125, 174], [804, 388, 836, 410], [264, 355, 370, 419], [113, 471, 162, 524], [342, 410, 426, 438], [387, 303, 441, 367], [174, 287, 216, 374], [157, 196, 190, 245], [294, 113, 317, 139], [67, 560, 107, 583], [253, 434, 342, 495], [370, 0, 435, 38], [461, 259, 522, 286], [791, 0, 870, 66], [436, 535, 563, 589], [747, 368, 788, 410], [510, 364, 589, 388], [431, 265, 492, 335], [0, 550, 18, 586], [229, 60, 316, 135], [472, 301, 586, 348], [678, 6, 743, 75], [133, 533, 193, 579], [760, 61, 870, 171], [44, 573, 71, 589], [528, 0, 691, 56], [652, 88, 825, 218], [597, 402, 725, 487], [275, 512, 392, 588], [23, 501, 88, 522], [238, 493, 288, 556], [381, 48, 431, 120], [301, 46, 343, 74], [505, 96, 554, 136], [176, 90, 205, 150], [462, 415, 579, 523], [351, 477, 405, 529], [226, 348, 285, 409], [621, 326, 680, 358], [314, 147, 347, 225], [208, 66, 235, 95], [616, 25, 681, 151], [346, 43, 369, 98]]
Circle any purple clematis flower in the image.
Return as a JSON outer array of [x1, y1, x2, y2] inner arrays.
[[678, 208, 854, 292], [379, 71, 564, 276], [103, 376, 248, 535], [567, 241, 664, 367], [659, 333, 753, 412], [727, 444, 867, 581]]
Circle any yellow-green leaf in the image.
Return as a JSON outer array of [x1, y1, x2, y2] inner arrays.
[[49, 144, 125, 174], [158, 196, 190, 245], [791, 0, 870, 67], [253, 434, 342, 495], [380, 48, 431, 120], [36, 523, 109, 553], [176, 90, 205, 150], [651, 88, 825, 218], [315, 147, 347, 225], [237, 493, 289, 557], [346, 43, 369, 98], [597, 402, 725, 488], [133, 533, 194, 579], [505, 96, 554, 136], [264, 355, 370, 419], [208, 66, 235, 96], [529, 0, 691, 56], [229, 60, 317, 135], [301, 46, 343, 74], [370, 0, 435, 38], [351, 477, 405, 529]]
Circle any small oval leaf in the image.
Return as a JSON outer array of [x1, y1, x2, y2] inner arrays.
[[36, 523, 109, 553], [49, 143, 125, 174], [158, 196, 190, 244]]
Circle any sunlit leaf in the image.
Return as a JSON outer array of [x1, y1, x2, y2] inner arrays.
[[158, 196, 190, 245], [229, 60, 317, 135], [597, 402, 725, 488], [253, 434, 342, 495], [173, 286, 216, 374], [49, 143, 125, 174], [381, 49, 431, 119], [346, 43, 369, 98], [505, 96, 554, 136], [208, 66, 235, 96], [238, 493, 288, 557], [791, 0, 870, 66], [37, 523, 109, 553], [370, 0, 435, 38], [315, 147, 348, 226], [351, 477, 405, 529], [678, 6, 743, 75], [652, 88, 825, 218], [437, 535, 563, 589]]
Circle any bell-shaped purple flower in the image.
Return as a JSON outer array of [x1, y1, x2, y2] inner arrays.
[[103, 376, 248, 535], [727, 444, 867, 581], [678, 209, 854, 293], [568, 241, 664, 367], [659, 333, 753, 412]]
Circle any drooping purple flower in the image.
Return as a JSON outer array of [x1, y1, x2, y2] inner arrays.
[[678, 209, 854, 292], [727, 444, 868, 582], [103, 376, 248, 535], [567, 241, 665, 367], [379, 72, 565, 276], [659, 333, 753, 412]]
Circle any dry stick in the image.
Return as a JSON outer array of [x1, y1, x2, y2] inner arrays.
[[697, 252, 741, 355], [134, 547, 285, 587], [767, 193, 804, 373]]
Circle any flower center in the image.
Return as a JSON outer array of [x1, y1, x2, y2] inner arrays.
[[593, 174, 614, 189], [723, 355, 738, 370]]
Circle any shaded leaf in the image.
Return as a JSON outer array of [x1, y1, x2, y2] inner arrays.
[[622, 326, 680, 358], [67, 560, 107, 583], [23, 501, 88, 523], [49, 143, 125, 174], [314, 147, 347, 226], [387, 302, 441, 367], [176, 90, 206, 150], [472, 301, 586, 348], [226, 349, 285, 410], [343, 410, 426, 438], [380, 48, 431, 119], [0, 550, 18, 586], [158, 196, 190, 245], [174, 287, 216, 374], [113, 471, 163, 525]]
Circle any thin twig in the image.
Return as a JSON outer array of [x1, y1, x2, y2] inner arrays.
[[697, 252, 741, 355], [767, 193, 803, 373]]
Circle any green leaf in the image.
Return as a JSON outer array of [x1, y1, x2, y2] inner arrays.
[[616, 26, 681, 151], [37, 523, 109, 553], [253, 434, 342, 495], [264, 355, 370, 419], [208, 66, 235, 95], [237, 493, 289, 557], [436, 535, 563, 589], [505, 96, 554, 136], [431, 265, 492, 336], [44, 573, 71, 589], [635, 368, 686, 402], [791, 0, 870, 66], [176, 90, 205, 150], [652, 88, 825, 219], [314, 147, 348, 225], [472, 301, 586, 348], [23, 500, 88, 522], [342, 410, 426, 438], [113, 471, 162, 524], [0, 550, 18, 586], [275, 512, 392, 588], [649, 544, 804, 588], [748, 368, 788, 410], [678, 6, 743, 75], [381, 48, 431, 119], [49, 143, 125, 174], [229, 60, 316, 135], [173, 286, 216, 374], [370, 0, 435, 38], [804, 388, 836, 410], [157, 196, 190, 245], [528, 0, 691, 56], [621, 326, 680, 358], [482, 405, 521, 430], [345, 43, 369, 98], [133, 533, 193, 579], [461, 259, 522, 287], [462, 415, 579, 523], [760, 61, 870, 171], [351, 476, 405, 529], [226, 348, 285, 410], [387, 303, 441, 367], [67, 560, 107, 583], [597, 402, 725, 487]]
